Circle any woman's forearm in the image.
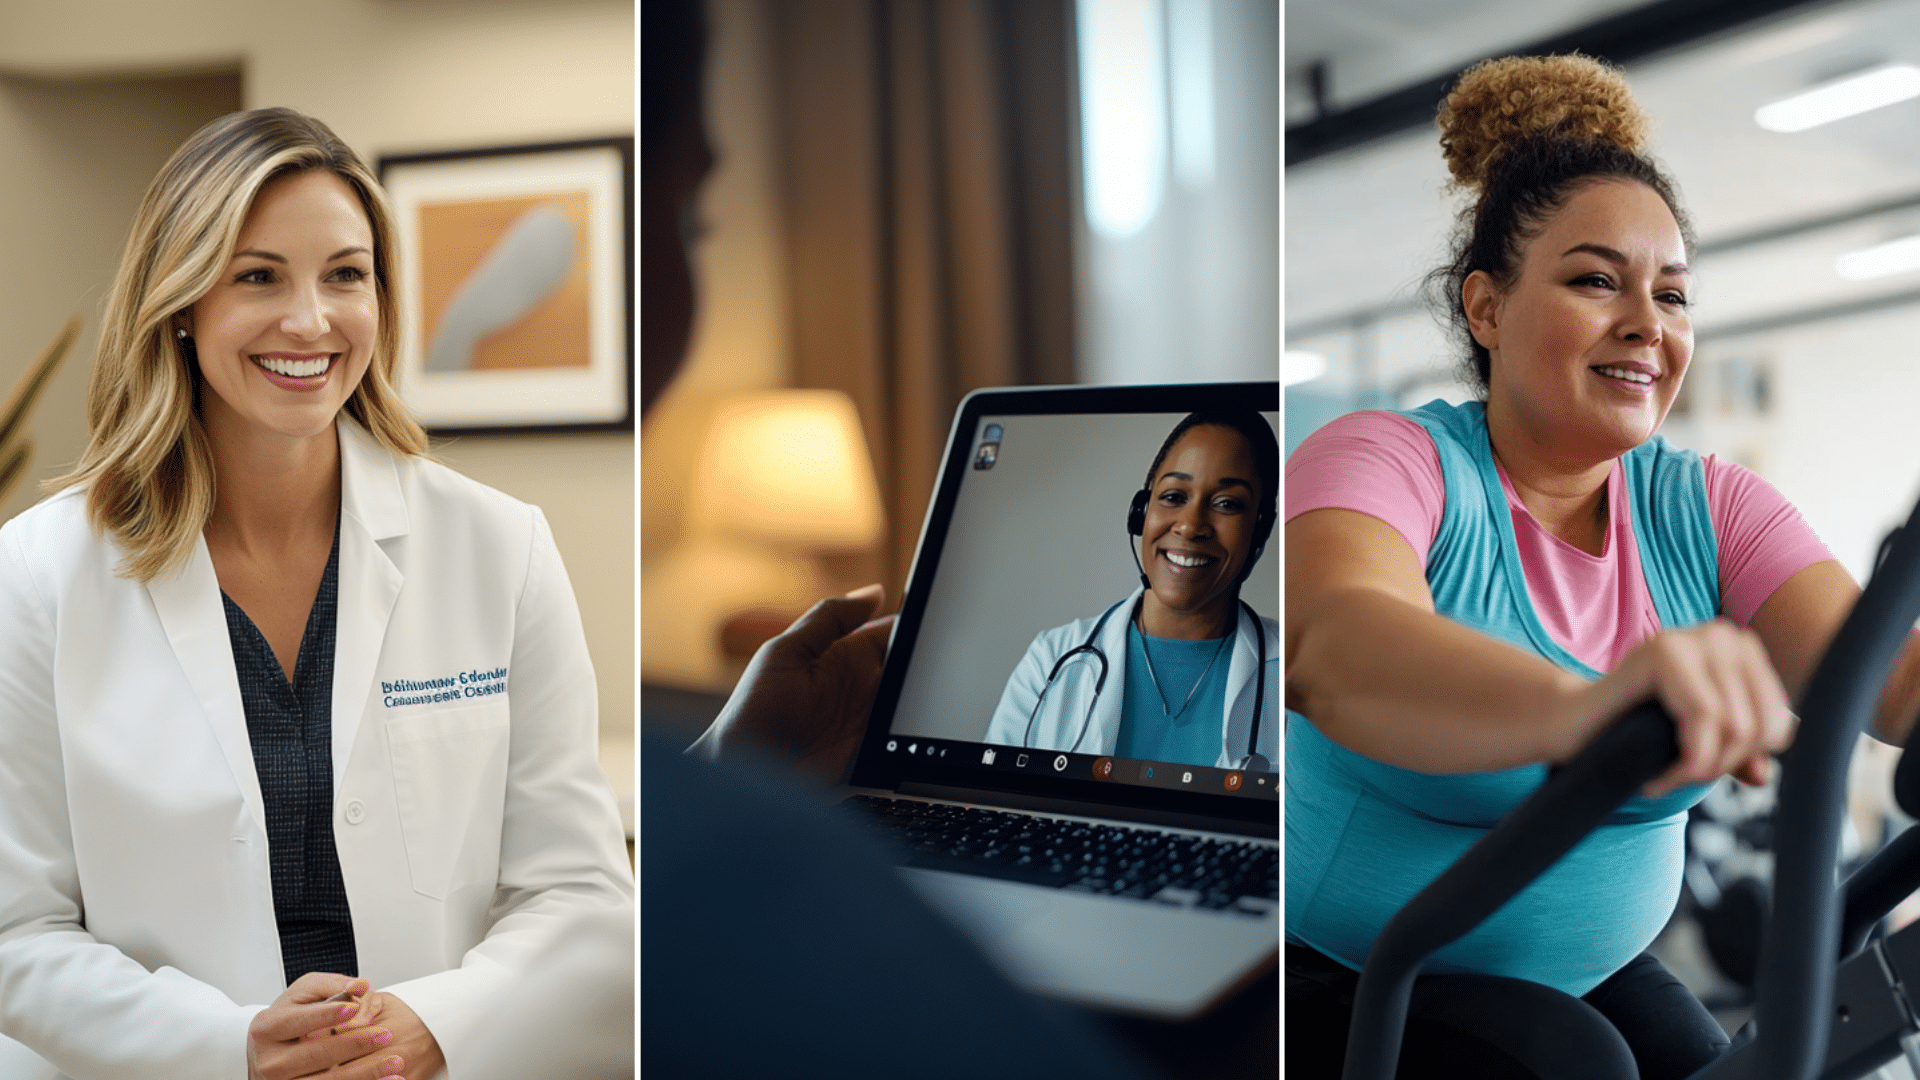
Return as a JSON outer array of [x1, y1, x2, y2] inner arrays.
[[1287, 585, 1589, 774], [1743, 560, 1920, 747]]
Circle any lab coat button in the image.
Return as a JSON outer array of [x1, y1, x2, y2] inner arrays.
[[345, 800, 366, 825]]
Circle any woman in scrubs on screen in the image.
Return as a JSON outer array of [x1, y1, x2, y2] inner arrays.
[[983, 410, 1279, 772]]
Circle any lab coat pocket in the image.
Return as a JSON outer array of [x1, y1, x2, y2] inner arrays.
[[387, 700, 511, 900]]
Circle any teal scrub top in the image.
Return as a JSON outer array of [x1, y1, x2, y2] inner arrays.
[[1116, 624, 1232, 768]]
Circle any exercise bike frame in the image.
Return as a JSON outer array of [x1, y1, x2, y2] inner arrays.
[[1340, 494, 1920, 1080]]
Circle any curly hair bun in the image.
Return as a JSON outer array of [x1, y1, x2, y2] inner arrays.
[[1437, 54, 1649, 190]]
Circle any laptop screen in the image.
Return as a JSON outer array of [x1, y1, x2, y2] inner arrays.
[[853, 384, 1279, 827]]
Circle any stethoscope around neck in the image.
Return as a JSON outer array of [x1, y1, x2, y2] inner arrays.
[[1019, 594, 1270, 772]]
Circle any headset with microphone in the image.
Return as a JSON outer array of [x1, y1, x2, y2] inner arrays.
[[1021, 482, 1276, 771]]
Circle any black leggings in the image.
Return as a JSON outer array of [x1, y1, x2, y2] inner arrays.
[[1287, 944, 1730, 1079]]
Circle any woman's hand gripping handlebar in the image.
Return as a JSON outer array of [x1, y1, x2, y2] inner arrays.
[[1553, 620, 1794, 798]]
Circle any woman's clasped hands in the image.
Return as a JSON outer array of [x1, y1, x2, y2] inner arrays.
[[1554, 620, 1795, 798], [248, 972, 443, 1080]]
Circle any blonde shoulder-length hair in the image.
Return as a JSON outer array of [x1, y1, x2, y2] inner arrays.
[[51, 107, 428, 581]]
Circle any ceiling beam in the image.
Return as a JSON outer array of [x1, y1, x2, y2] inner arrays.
[[1287, 0, 1846, 167]]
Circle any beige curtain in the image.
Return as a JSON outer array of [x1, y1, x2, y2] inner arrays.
[[768, 0, 1078, 600]]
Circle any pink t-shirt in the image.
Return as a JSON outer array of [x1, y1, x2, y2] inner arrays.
[[1286, 410, 1835, 672]]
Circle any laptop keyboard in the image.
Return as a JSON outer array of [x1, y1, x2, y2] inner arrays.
[[847, 795, 1277, 916]]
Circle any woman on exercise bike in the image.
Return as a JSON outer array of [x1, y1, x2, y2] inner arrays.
[[1285, 54, 1920, 1078]]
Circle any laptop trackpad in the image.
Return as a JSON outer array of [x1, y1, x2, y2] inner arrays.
[[901, 868, 1276, 1020]]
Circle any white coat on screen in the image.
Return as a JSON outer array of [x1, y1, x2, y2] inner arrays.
[[982, 586, 1278, 770]]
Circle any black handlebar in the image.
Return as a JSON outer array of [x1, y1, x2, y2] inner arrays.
[[1732, 499, 1920, 1080], [1341, 702, 1680, 1080], [1343, 491, 1920, 1080], [1839, 825, 1920, 958], [1837, 529, 1920, 959]]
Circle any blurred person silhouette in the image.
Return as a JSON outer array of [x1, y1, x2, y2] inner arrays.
[[637, 2, 1156, 1076]]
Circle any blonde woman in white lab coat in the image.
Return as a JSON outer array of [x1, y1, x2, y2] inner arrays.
[[0, 109, 631, 1080]]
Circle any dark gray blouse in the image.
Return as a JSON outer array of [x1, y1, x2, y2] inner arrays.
[[220, 520, 356, 987]]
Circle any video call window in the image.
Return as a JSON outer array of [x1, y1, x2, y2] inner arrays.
[[884, 410, 1279, 792]]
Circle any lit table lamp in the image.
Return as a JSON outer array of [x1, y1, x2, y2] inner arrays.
[[690, 389, 884, 547], [687, 390, 886, 659]]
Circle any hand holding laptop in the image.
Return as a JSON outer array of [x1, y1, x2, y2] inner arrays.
[[688, 583, 897, 781]]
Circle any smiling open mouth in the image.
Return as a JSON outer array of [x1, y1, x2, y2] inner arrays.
[[1591, 365, 1654, 385], [1163, 550, 1216, 569], [253, 355, 333, 378]]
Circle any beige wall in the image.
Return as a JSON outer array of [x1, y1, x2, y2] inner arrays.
[[0, 70, 242, 524], [0, 0, 635, 823]]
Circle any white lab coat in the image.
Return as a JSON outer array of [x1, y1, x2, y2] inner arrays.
[[0, 419, 632, 1080], [983, 587, 1278, 770]]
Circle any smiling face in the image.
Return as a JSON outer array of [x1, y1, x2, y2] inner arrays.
[[1138, 424, 1261, 639], [1472, 178, 1693, 462], [185, 169, 378, 449]]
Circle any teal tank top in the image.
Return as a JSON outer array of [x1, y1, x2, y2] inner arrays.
[[1284, 400, 1719, 996]]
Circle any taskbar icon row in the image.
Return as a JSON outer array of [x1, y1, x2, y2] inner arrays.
[[881, 736, 1276, 799]]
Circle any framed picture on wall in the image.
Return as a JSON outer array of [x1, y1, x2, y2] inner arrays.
[[379, 137, 633, 433]]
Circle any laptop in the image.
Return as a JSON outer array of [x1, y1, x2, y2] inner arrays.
[[843, 382, 1279, 1020]]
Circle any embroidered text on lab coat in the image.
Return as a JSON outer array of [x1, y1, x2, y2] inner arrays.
[[381, 666, 509, 708]]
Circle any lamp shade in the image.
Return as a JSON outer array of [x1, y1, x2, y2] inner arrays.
[[689, 390, 885, 549]]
